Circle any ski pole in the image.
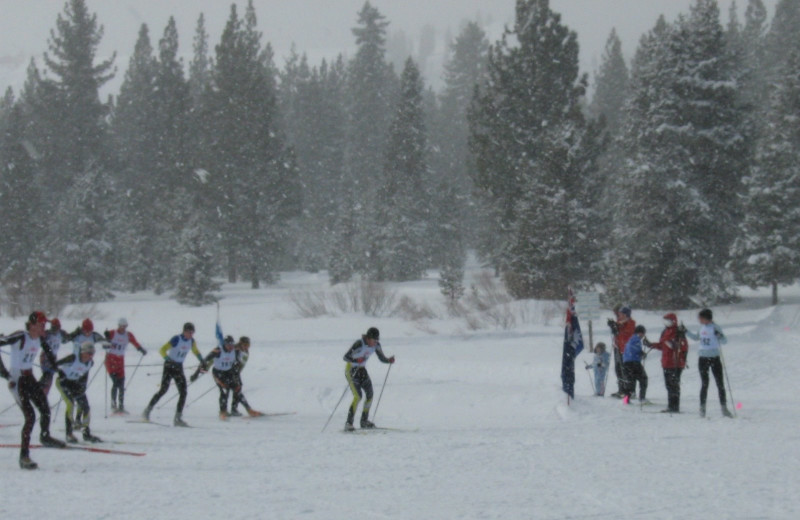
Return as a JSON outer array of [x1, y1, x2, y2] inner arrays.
[[125, 354, 145, 392], [185, 384, 217, 409], [321, 385, 349, 433], [372, 363, 392, 421], [104, 361, 108, 419], [86, 355, 105, 389], [719, 347, 737, 417], [0, 402, 15, 416], [583, 361, 595, 395]]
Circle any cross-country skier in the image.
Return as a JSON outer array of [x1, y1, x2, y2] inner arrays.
[[685, 309, 733, 418], [55, 342, 101, 443], [68, 318, 107, 357], [648, 313, 689, 413], [608, 306, 636, 398], [194, 335, 260, 419], [104, 317, 147, 414], [343, 327, 395, 431], [586, 342, 610, 396], [142, 322, 204, 426], [39, 318, 69, 395], [0, 311, 66, 470], [229, 336, 259, 417], [622, 325, 648, 403]]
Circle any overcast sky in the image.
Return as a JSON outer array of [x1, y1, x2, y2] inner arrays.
[[0, 0, 780, 96]]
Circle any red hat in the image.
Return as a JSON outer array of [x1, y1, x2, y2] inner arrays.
[[28, 311, 48, 325], [663, 313, 678, 325], [82, 318, 94, 333], [51, 318, 61, 329]]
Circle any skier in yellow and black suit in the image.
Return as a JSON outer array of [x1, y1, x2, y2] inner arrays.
[[343, 327, 394, 431]]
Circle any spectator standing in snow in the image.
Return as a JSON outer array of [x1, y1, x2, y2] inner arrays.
[[587, 343, 611, 396], [39, 318, 69, 396], [622, 325, 648, 403], [608, 305, 636, 398], [685, 309, 733, 418], [104, 317, 147, 414], [648, 313, 689, 413], [343, 327, 395, 431]]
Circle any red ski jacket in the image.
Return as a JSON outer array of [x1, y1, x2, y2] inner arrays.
[[649, 324, 688, 369], [615, 319, 636, 354]]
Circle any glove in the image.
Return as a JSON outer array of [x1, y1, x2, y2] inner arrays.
[[190, 373, 198, 382], [140, 348, 148, 356], [643, 339, 652, 347], [584, 364, 592, 370], [607, 319, 619, 335], [714, 329, 723, 339], [677, 323, 687, 335], [101, 342, 111, 350], [388, 356, 395, 364], [0, 368, 9, 380]]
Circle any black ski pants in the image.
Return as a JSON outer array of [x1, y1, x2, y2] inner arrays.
[[345, 364, 373, 424], [663, 368, 683, 412], [698, 356, 726, 407], [148, 360, 187, 414], [229, 369, 250, 412], [614, 347, 626, 393], [623, 361, 647, 400], [213, 368, 243, 413], [11, 372, 52, 458]]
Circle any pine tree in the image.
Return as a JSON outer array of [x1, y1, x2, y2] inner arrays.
[[590, 29, 629, 135], [370, 58, 429, 281], [188, 13, 211, 106], [469, 0, 596, 298], [174, 218, 220, 306], [730, 51, 800, 305], [42, 0, 115, 188], [205, 2, 299, 287]]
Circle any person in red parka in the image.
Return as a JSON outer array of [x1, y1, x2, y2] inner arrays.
[[608, 306, 636, 398], [646, 313, 688, 413]]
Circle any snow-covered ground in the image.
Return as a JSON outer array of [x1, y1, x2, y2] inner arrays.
[[1, 272, 798, 519]]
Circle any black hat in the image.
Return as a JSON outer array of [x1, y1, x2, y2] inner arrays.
[[183, 322, 195, 332], [634, 325, 646, 334], [224, 335, 235, 345], [366, 327, 380, 340], [699, 308, 713, 321], [239, 336, 250, 345]]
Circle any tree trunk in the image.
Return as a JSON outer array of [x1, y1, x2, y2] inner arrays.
[[772, 281, 778, 306], [227, 261, 236, 283]]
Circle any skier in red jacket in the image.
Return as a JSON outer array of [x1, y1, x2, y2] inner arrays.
[[646, 313, 688, 413], [608, 306, 636, 398]]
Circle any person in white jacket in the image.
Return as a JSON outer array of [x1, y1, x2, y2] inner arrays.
[[685, 308, 733, 418]]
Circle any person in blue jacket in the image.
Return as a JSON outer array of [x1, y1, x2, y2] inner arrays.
[[622, 325, 648, 403]]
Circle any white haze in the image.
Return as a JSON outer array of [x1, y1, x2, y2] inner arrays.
[[0, 0, 780, 96]]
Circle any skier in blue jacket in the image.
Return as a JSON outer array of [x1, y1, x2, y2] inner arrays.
[[622, 325, 648, 403]]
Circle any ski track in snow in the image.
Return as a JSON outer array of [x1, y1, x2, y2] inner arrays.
[[1, 275, 799, 519]]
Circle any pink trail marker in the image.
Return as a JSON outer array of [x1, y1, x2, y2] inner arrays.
[[736, 402, 743, 410], [623, 395, 630, 405]]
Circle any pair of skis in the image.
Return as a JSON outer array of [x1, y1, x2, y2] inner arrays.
[[0, 442, 145, 457]]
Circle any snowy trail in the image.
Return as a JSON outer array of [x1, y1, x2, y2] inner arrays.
[[1, 282, 799, 518]]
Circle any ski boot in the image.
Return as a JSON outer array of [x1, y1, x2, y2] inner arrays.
[[116, 407, 129, 415], [142, 406, 152, 422], [722, 406, 733, 418], [83, 428, 102, 443], [19, 456, 38, 470], [699, 404, 706, 418], [610, 391, 623, 399], [360, 415, 376, 429], [344, 422, 356, 432], [111, 403, 118, 413], [247, 409, 264, 418], [174, 414, 189, 427], [66, 433, 79, 444], [40, 433, 66, 448], [229, 408, 243, 417], [219, 411, 229, 421]]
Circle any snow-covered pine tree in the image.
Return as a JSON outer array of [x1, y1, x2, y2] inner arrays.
[[41, 0, 115, 190], [204, 2, 299, 287], [730, 50, 800, 305], [110, 24, 160, 292], [469, 0, 596, 298], [174, 218, 219, 306], [188, 13, 211, 106], [589, 28, 629, 135], [330, 2, 396, 282], [369, 58, 429, 282]]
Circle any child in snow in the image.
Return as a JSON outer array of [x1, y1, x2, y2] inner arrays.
[[586, 343, 610, 396], [685, 308, 733, 418], [622, 325, 648, 403], [648, 313, 689, 413]]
